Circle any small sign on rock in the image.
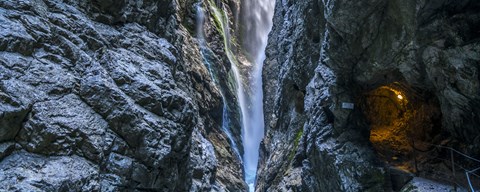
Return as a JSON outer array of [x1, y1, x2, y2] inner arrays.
[[342, 102, 354, 109]]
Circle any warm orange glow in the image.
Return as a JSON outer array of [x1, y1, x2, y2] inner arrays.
[[397, 95, 403, 100]]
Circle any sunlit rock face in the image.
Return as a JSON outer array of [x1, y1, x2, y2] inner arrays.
[[259, 0, 480, 191], [0, 0, 245, 191]]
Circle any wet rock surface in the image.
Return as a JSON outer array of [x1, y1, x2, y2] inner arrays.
[[0, 0, 245, 191], [2, 0, 479, 191], [0, 151, 98, 191], [258, 0, 479, 191]]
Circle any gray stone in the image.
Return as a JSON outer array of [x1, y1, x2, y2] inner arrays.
[[0, 79, 41, 142], [189, 128, 218, 192], [0, 151, 99, 191], [400, 177, 467, 192], [0, 0, 246, 191], [0, 142, 15, 160], [258, 0, 480, 191], [17, 94, 109, 162]]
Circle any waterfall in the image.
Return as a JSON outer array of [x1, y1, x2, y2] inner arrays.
[[196, 1, 275, 191], [240, 0, 275, 191], [195, 4, 241, 161]]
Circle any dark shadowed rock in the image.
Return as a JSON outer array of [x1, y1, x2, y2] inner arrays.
[[258, 0, 480, 191], [17, 94, 109, 161], [0, 0, 245, 191], [0, 79, 43, 142]]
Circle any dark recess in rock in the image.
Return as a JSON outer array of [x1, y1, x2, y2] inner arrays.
[[1, 0, 479, 191], [257, 0, 480, 191]]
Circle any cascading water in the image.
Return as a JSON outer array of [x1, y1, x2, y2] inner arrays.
[[197, 1, 274, 191], [239, 0, 275, 191], [195, 4, 241, 161]]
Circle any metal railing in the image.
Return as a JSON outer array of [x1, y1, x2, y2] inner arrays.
[[411, 141, 480, 192]]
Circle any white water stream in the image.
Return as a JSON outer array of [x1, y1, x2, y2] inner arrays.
[[240, 0, 275, 191], [196, 1, 274, 191]]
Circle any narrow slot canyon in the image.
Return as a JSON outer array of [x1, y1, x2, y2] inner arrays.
[[1, 0, 480, 191]]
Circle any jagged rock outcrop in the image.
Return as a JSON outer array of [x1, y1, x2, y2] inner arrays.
[[258, 0, 479, 191], [3, 0, 478, 191], [0, 0, 245, 191]]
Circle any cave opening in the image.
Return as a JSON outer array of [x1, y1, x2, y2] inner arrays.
[[360, 82, 443, 172], [359, 82, 480, 190]]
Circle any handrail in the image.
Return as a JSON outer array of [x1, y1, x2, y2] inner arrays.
[[411, 141, 480, 192], [467, 171, 475, 192], [422, 143, 480, 163]]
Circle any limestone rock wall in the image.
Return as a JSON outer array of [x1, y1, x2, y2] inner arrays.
[[258, 0, 480, 191], [0, 0, 245, 191]]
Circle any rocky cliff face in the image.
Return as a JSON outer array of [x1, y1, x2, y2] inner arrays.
[[2, 0, 479, 191], [0, 0, 245, 191], [258, 0, 480, 191]]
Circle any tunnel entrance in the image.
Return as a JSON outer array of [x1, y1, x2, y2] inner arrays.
[[361, 83, 442, 171], [359, 82, 480, 190]]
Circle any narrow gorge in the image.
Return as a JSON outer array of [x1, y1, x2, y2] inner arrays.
[[1, 0, 479, 192]]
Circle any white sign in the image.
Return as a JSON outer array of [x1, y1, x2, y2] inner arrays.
[[342, 102, 354, 109]]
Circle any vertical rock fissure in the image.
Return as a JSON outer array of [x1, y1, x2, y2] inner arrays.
[[195, 3, 241, 161], [239, 0, 275, 191], [195, 0, 275, 191]]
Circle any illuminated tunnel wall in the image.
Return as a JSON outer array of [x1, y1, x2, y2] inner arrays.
[[359, 82, 442, 170]]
